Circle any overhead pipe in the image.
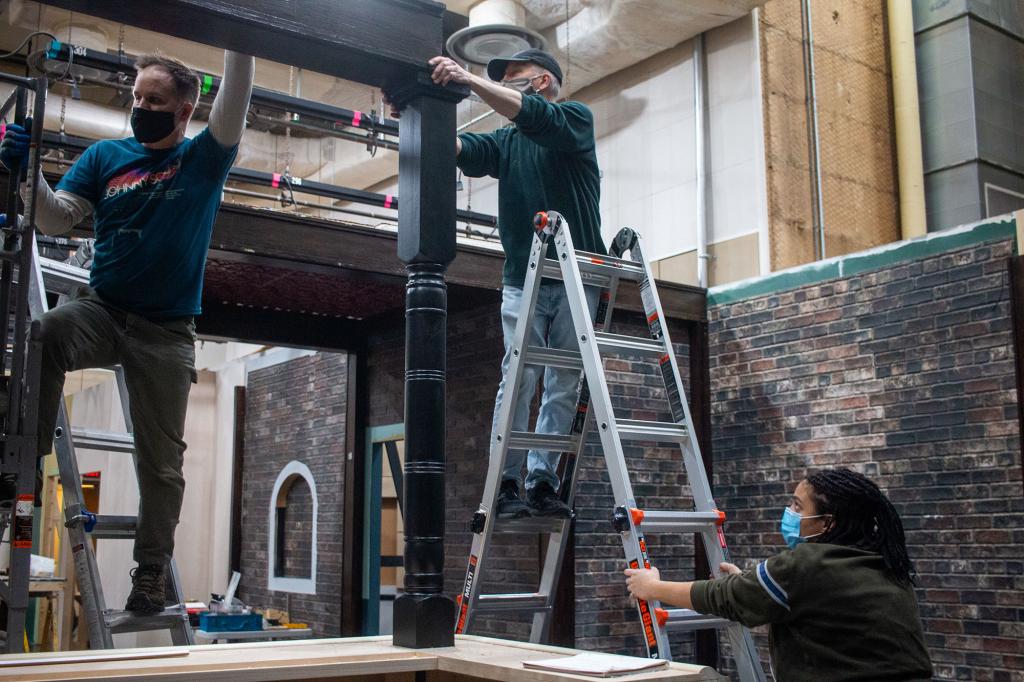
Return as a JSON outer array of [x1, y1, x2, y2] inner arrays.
[[694, 32, 711, 288], [887, 0, 927, 239], [800, 0, 826, 260]]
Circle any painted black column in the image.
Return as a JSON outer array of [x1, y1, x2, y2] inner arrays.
[[388, 73, 466, 649]]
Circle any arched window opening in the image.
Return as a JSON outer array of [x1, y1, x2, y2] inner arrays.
[[267, 460, 318, 594], [274, 475, 313, 579]]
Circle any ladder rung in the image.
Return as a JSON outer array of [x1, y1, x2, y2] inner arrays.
[[541, 252, 645, 282], [574, 251, 645, 278], [541, 262, 616, 288], [524, 346, 583, 371], [506, 431, 575, 452], [634, 510, 723, 533], [89, 514, 137, 539], [594, 331, 665, 357], [475, 593, 550, 613], [493, 516, 569, 535], [105, 607, 189, 633], [70, 428, 135, 453], [615, 419, 688, 442], [40, 257, 90, 294], [660, 608, 732, 631]]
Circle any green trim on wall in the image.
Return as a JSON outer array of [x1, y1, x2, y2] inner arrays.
[[707, 216, 1017, 307]]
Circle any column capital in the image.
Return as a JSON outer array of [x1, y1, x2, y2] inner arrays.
[[385, 71, 469, 111]]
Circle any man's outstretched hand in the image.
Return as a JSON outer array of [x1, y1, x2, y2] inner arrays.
[[428, 56, 474, 87]]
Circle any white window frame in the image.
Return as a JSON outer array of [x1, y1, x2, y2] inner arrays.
[[267, 460, 318, 594]]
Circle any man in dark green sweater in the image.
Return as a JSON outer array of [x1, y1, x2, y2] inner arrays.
[[428, 49, 605, 519]]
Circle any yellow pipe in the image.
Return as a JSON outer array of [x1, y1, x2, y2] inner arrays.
[[888, 0, 928, 239]]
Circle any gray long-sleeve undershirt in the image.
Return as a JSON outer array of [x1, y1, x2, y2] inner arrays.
[[31, 50, 254, 236]]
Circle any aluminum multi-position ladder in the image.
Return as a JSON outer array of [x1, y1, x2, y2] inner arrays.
[[23, 244, 195, 648], [455, 210, 766, 681]]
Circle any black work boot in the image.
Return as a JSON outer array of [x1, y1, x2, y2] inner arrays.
[[496, 479, 531, 519], [527, 482, 572, 519], [125, 563, 167, 614]]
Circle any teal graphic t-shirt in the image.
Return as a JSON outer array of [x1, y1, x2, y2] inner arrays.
[[56, 128, 237, 318]]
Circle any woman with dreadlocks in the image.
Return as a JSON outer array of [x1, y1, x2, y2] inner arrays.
[[625, 468, 932, 680]]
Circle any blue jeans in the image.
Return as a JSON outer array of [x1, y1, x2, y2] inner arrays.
[[491, 282, 599, 491]]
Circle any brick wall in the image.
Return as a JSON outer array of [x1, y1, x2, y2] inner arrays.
[[709, 236, 1024, 680], [238, 353, 349, 637]]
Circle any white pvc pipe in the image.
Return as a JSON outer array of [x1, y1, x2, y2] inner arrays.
[[694, 33, 710, 288]]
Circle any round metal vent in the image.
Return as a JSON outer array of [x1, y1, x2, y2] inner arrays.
[[446, 24, 546, 67]]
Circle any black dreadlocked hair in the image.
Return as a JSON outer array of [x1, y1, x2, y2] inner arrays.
[[805, 468, 917, 586]]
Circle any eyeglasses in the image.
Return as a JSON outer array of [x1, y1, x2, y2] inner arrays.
[[500, 73, 545, 89]]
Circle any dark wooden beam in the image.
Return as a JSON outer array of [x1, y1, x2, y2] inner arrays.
[[37, 0, 447, 87], [208, 204, 706, 321], [210, 204, 486, 291], [196, 300, 367, 352]]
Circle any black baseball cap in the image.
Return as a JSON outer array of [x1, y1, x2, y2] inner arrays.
[[486, 48, 563, 85]]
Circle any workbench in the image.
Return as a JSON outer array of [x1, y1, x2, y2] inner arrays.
[[0, 634, 724, 681]]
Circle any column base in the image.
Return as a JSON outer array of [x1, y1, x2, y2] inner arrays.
[[392, 593, 455, 649]]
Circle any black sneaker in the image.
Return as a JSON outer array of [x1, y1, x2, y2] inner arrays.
[[125, 563, 167, 614], [527, 482, 572, 519], [496, 479, 530, 519]]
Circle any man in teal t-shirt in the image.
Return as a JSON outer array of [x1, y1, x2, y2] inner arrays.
[[0, 51, 253, 614], [427, 49, 604, 519]]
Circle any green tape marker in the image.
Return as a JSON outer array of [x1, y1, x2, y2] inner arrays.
[[202, 74, 214, 95]]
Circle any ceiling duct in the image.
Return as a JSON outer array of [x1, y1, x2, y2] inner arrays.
[[446, 0, 546, 66]]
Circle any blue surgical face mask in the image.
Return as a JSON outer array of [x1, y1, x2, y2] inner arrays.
[[780, 507, 827, 549]]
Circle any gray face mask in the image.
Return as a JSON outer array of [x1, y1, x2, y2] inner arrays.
[[501, 74, 543, 95]]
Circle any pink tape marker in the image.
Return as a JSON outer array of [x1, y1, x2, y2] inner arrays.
[[352, 110, 362, 127], [272, 173, 282, 188], [384, 194, 394, 209], [0, 124, 6, 139]]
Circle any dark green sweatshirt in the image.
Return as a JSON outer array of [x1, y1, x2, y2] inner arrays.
[[457, 93, 604, 287], [691, 543, 932, 682]]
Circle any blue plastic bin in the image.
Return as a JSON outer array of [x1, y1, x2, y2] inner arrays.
[[199, 611, 263, 632]]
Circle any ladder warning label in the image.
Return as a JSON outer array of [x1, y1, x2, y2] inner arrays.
[[630, 558, 660, 658], [455, 554, 478, 634], [13, 495, 33, 549]]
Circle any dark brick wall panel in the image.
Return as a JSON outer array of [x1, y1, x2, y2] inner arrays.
[[238, 353, 348, 637], [709, 238, 1024, 680]]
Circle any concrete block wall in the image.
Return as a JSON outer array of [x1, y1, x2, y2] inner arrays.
[[237, 353, 349, 637], [914, 0, 1024, 231], [706, 219, 1024, 680]]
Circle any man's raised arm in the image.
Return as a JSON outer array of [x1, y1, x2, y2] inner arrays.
[[208, 51, 255, 148]]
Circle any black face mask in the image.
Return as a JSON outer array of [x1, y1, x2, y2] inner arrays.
[[130, 107, 178, 144]]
